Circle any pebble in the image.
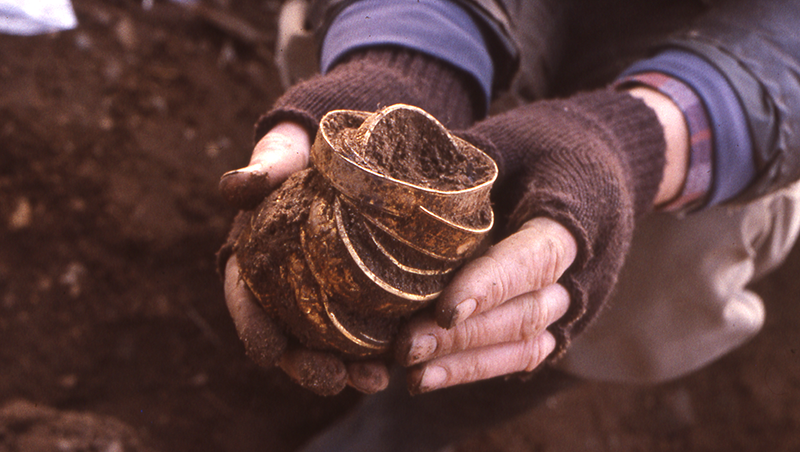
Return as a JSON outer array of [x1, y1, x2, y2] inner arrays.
[[114, 17, 138, 51], [59, 262, 88, 299], [9, 197, 32, 230], [73, 32, 93, 51]]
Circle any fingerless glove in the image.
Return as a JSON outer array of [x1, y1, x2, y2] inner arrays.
[[462, 89, 666, 357]]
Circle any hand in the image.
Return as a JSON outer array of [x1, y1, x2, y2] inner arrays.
[[393, 89, 672, 393], [220, 121, 390, 396], [395, 217, 577, 394]]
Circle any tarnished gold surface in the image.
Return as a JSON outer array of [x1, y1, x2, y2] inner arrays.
[[238, 104, 497, 357]]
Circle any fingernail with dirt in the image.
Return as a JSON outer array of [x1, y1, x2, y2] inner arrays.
[[449, 298, 477, 327], [220, 162, 263, 179], [347, 362, 390, 394], [418, 366, 447, 392], [406, 334, 437, 365], [218, 164, 271, 210]]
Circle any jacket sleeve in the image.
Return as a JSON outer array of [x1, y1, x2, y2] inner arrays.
[[474, 0, 800, 201], [667, 0, 800, 202], [308, 0, 521, 94]]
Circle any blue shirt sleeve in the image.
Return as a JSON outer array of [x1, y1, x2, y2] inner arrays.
[[621, 50, 756, 207], [320, 0, 494, 110]]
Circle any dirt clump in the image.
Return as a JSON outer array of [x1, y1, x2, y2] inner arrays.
[[235, 105, 497, 360]]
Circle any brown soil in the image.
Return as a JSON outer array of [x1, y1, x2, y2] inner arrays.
[[1, 2, 358, 451], [3, 1, 800, 451], [356, 107, 493, 190], [236, 169, 327, 348]]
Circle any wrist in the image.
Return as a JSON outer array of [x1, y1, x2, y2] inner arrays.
[[552, 89, 668, 217], [617, 72, 713, 212], [625, 86, 689, 206], [320, 0, 494, 111], [619, 51, 753, 208]]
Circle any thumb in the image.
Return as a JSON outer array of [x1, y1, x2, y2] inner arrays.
[[219, 121, 312, 209]]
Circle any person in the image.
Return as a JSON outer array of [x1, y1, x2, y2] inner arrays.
[[217, 0, 800, 450]]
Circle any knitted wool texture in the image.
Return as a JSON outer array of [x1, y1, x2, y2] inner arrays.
[[463, 90, 666, 357], [254, 47, 482, 141]]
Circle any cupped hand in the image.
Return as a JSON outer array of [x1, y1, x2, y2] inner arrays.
[[395, 217, 577, 394], [220, 121, 390, 396]]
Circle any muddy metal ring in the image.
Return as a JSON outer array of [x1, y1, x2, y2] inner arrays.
[[301, 196, 448, 317], [311, 105, 497, 259], [312, 106, 497, 215], [353, 198, 493, 261], [239, 104, 498, 357]]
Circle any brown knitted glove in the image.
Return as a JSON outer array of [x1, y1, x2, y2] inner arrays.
[[461, 89, 666, 357]]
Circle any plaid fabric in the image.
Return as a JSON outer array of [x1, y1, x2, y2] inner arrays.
[[616, 72, 713, 212]]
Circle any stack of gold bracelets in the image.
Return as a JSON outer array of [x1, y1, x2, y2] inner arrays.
[[236, 104, 497, 357]]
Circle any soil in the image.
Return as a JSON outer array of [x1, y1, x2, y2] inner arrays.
[[2, 1, 800, 451], [236, 169, 327, 348], [354, 106, 493, 190]]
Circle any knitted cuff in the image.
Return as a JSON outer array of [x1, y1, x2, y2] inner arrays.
[[564, 90, 667, 218], [473, 90, 665, 227], [254, 47, 483, 143]]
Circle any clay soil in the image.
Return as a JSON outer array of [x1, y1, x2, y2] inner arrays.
[[2, 1, 800, 451]]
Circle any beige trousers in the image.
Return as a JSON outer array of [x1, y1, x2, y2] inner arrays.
[[559, 181, 800, 383]]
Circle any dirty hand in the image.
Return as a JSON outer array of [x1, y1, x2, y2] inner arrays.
[[396, 217, 576, 394], [220, 121, 390, 396], [397, 88, 669, 393]]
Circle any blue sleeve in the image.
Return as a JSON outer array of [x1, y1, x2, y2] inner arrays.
[[320, 0, 495, 110], [622, 50, 756, 207]]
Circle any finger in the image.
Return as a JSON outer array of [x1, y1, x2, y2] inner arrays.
[[346, 361, 391, 394], [278, 348, 348, 396], [227, 257, 347, 396], [436, 217, 577, 328], [224, 256, 287, 367], [219, 121, 311, 209], [406, 331, 557, 394], [398, 284, 569, 366]]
